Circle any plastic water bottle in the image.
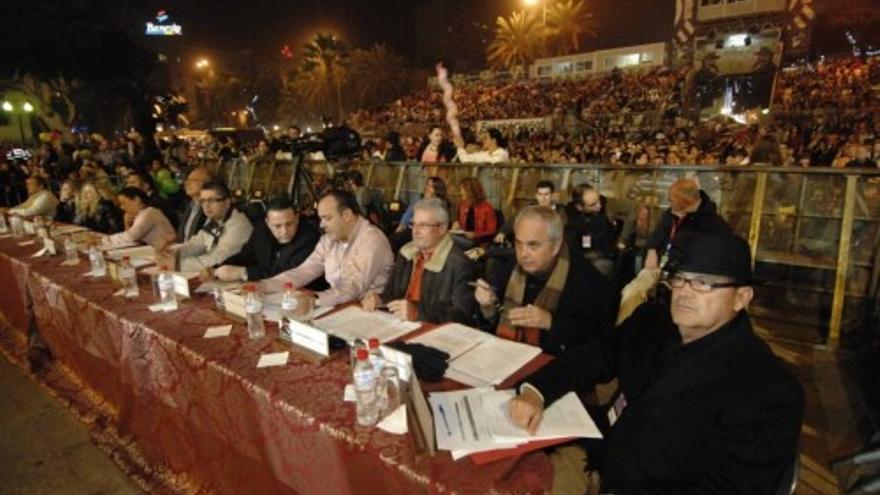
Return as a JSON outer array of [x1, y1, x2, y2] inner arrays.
[[10, 215, 23, 238], [353, 348, 379, 426], [281, 282, 297, 318], [88, 242, 106, 276], [368, 338, 387, 411], [120, 256, 139, 298], [244, 284, 266, 339], [0, 213, 7, 233], [64, 236, 78, 264], [212, 287, 225, 311], [34, 217, 48, 240], [157, 265, 178, 311]]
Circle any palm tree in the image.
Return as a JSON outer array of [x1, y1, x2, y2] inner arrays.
[[347, 44, 411, 108], [486, 10, 549, 75], [546, 0, 600, 55], [300, 32, 348, 121]]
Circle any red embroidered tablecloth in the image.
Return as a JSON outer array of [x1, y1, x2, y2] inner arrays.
[[0, 236, 553, 494]]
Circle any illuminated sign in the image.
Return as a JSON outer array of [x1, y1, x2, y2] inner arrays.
[[145, 10, 182, 36]]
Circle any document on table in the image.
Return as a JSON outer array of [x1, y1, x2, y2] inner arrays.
[[447, 337, 542, 386], [51, 225, 88, 236], [312, 305, 420, 343], [430, 388, 602, 460], [105, 245, 156, 261], [408, 323, 491, 359], [194, 280, 240, 294], [482, 391, 602, 442]]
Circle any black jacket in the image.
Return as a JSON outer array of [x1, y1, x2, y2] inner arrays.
[[485, 251, 613, 355], [525, 303, 804, 494], [222, 220, 327, 289], [381, 234, 477, 325], [54, 200, 76, 224], [564, 199, 616, 259], [177, 200, 206, 243], [148, 192, 179, 229], [74, 200, 123, 234], [645, 190, 730, 258]]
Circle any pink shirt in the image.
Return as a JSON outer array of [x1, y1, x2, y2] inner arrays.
[[265, 217, 394, 307], [106, 207, 175, 249]]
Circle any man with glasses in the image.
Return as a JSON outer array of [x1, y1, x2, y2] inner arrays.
[[172, 181, 253, 272], [209, 197, 325, 288], [177, 167, 213, 242], [474, 206, 612, 355], [507, 230, 804, 495], [263, 189, 393, 308], [362, 198, 476, 324]]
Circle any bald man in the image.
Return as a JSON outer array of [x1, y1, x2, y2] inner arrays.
[[644, 178, 730, 269]]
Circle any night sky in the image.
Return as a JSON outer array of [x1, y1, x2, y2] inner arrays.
[[105, 0, 674, 65]]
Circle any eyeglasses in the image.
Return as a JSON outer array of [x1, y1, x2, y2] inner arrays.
[[412, 222, 444, 230], [198, 197, 227, 205], [664, 273, 740, 293]]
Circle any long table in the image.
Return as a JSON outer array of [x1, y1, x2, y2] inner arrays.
[[0, 233, 553, 494]]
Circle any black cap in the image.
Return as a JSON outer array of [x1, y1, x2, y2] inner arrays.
[[663, 231, 760, 286]]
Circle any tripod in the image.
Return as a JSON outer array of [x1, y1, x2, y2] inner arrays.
[[286, 152, 320, 211]]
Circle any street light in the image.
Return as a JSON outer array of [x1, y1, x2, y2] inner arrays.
[[523, 0, 546, 26], [2, 100, 32, 143], [195, 58, 210, 70]]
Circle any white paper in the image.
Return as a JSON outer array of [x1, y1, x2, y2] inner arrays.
[[483, 391, 602, 442], [148, 303, 175, 313], [378, 404, 408, 435], [312, 306, 334, 320], [112, 288, 126, 297], [203, 325, 233, 339], [285, 320, 329, 356], [313, 305, 421, 343], [17, 240, 36, 246], [448, 337, 542, 386], [408, 323, 490, 359], [343, 384, 356, 402], [60, 259, 80, 266], [30, 247, 48, 258], [0, 233, 12, 239], [429, 388, 509, 453], [171, 273, 193, 298], [51, 225, 87, 235], [443, 368, 492, 388], [194, 280, 239, 294], [257, 351, 289, 368], [105, 245, 155, 260]]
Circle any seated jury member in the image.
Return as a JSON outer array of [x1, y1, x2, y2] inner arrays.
[[104, 187, 176, 249], [211, 197, 324, 286], [172, 182, 253, 272], [475, 206, 612, 355], [509, 231, 804, 495], [177, 167, 212, 242], [362, 198, 476, 324], [264, 190, 394, 307], [7, 176, 59, 219], [495, 180, 563, 244]]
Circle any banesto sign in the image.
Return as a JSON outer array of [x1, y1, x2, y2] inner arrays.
[[145, 10, 183, 36]]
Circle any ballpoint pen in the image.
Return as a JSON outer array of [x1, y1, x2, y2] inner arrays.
[[438, 404, 452, 436]]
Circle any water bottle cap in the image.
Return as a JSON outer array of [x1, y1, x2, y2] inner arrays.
[[356, 348, 369, 361], [160, 264, 170, 271], [368, 338, 379, 349], [243, 283, 256, 293], [122, 256, 130, 262], [283, 282, 293, 290]]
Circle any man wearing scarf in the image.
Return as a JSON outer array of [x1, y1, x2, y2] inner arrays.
[[173, 181, 253, 272], [362, 198, 476, 324], [475, 206, 612, 355]]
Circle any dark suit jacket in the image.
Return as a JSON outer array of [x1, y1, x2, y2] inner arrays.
[[381, 234, 477, 325], [645, 190, 730, 258], [525, 303, 804, 494], [485, 252, 613, 355], [148, 192, 179, 229], [177, 200, 206, 243], [222, 220, 327, 290]]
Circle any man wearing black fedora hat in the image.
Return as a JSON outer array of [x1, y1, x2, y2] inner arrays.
[[507, 230, 804, 495]]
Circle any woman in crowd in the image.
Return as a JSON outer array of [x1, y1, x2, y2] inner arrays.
[[452, 177, 497, 243], [393, 175, 449, 250], [74, 182, 123, 233], [104, 187, 175, 249], [54, 179, 80, 223], [417, 126, 457, 168]]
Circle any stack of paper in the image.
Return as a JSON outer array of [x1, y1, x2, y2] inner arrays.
[[408, 323, 491, 359], [429, 388, 601, 461], [312, 305, 420, 343]]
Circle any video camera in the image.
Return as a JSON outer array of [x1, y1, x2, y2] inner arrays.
[[274, 124, 361, 160]]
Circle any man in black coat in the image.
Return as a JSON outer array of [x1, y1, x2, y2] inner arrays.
[[177, 167, 211, 242], [362, 198, 476, 325], [211, 197, 326, 290], [509, 231, 804, 495], [474, 206, 613, 356], [644, 178, 730, 270]]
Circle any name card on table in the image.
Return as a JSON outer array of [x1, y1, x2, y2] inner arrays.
[[106, 261, 120, 282], [171, 272, 200, 299], [282, 319, 330, 357], [42, 237, 56, 256], [221, 288, 246, 319], [23, 221, 35, 235]]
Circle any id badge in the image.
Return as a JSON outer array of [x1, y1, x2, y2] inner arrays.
[[582, 235, 592, 249]]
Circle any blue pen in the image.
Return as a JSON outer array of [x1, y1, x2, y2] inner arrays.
[[438, 404, 452, 435]]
